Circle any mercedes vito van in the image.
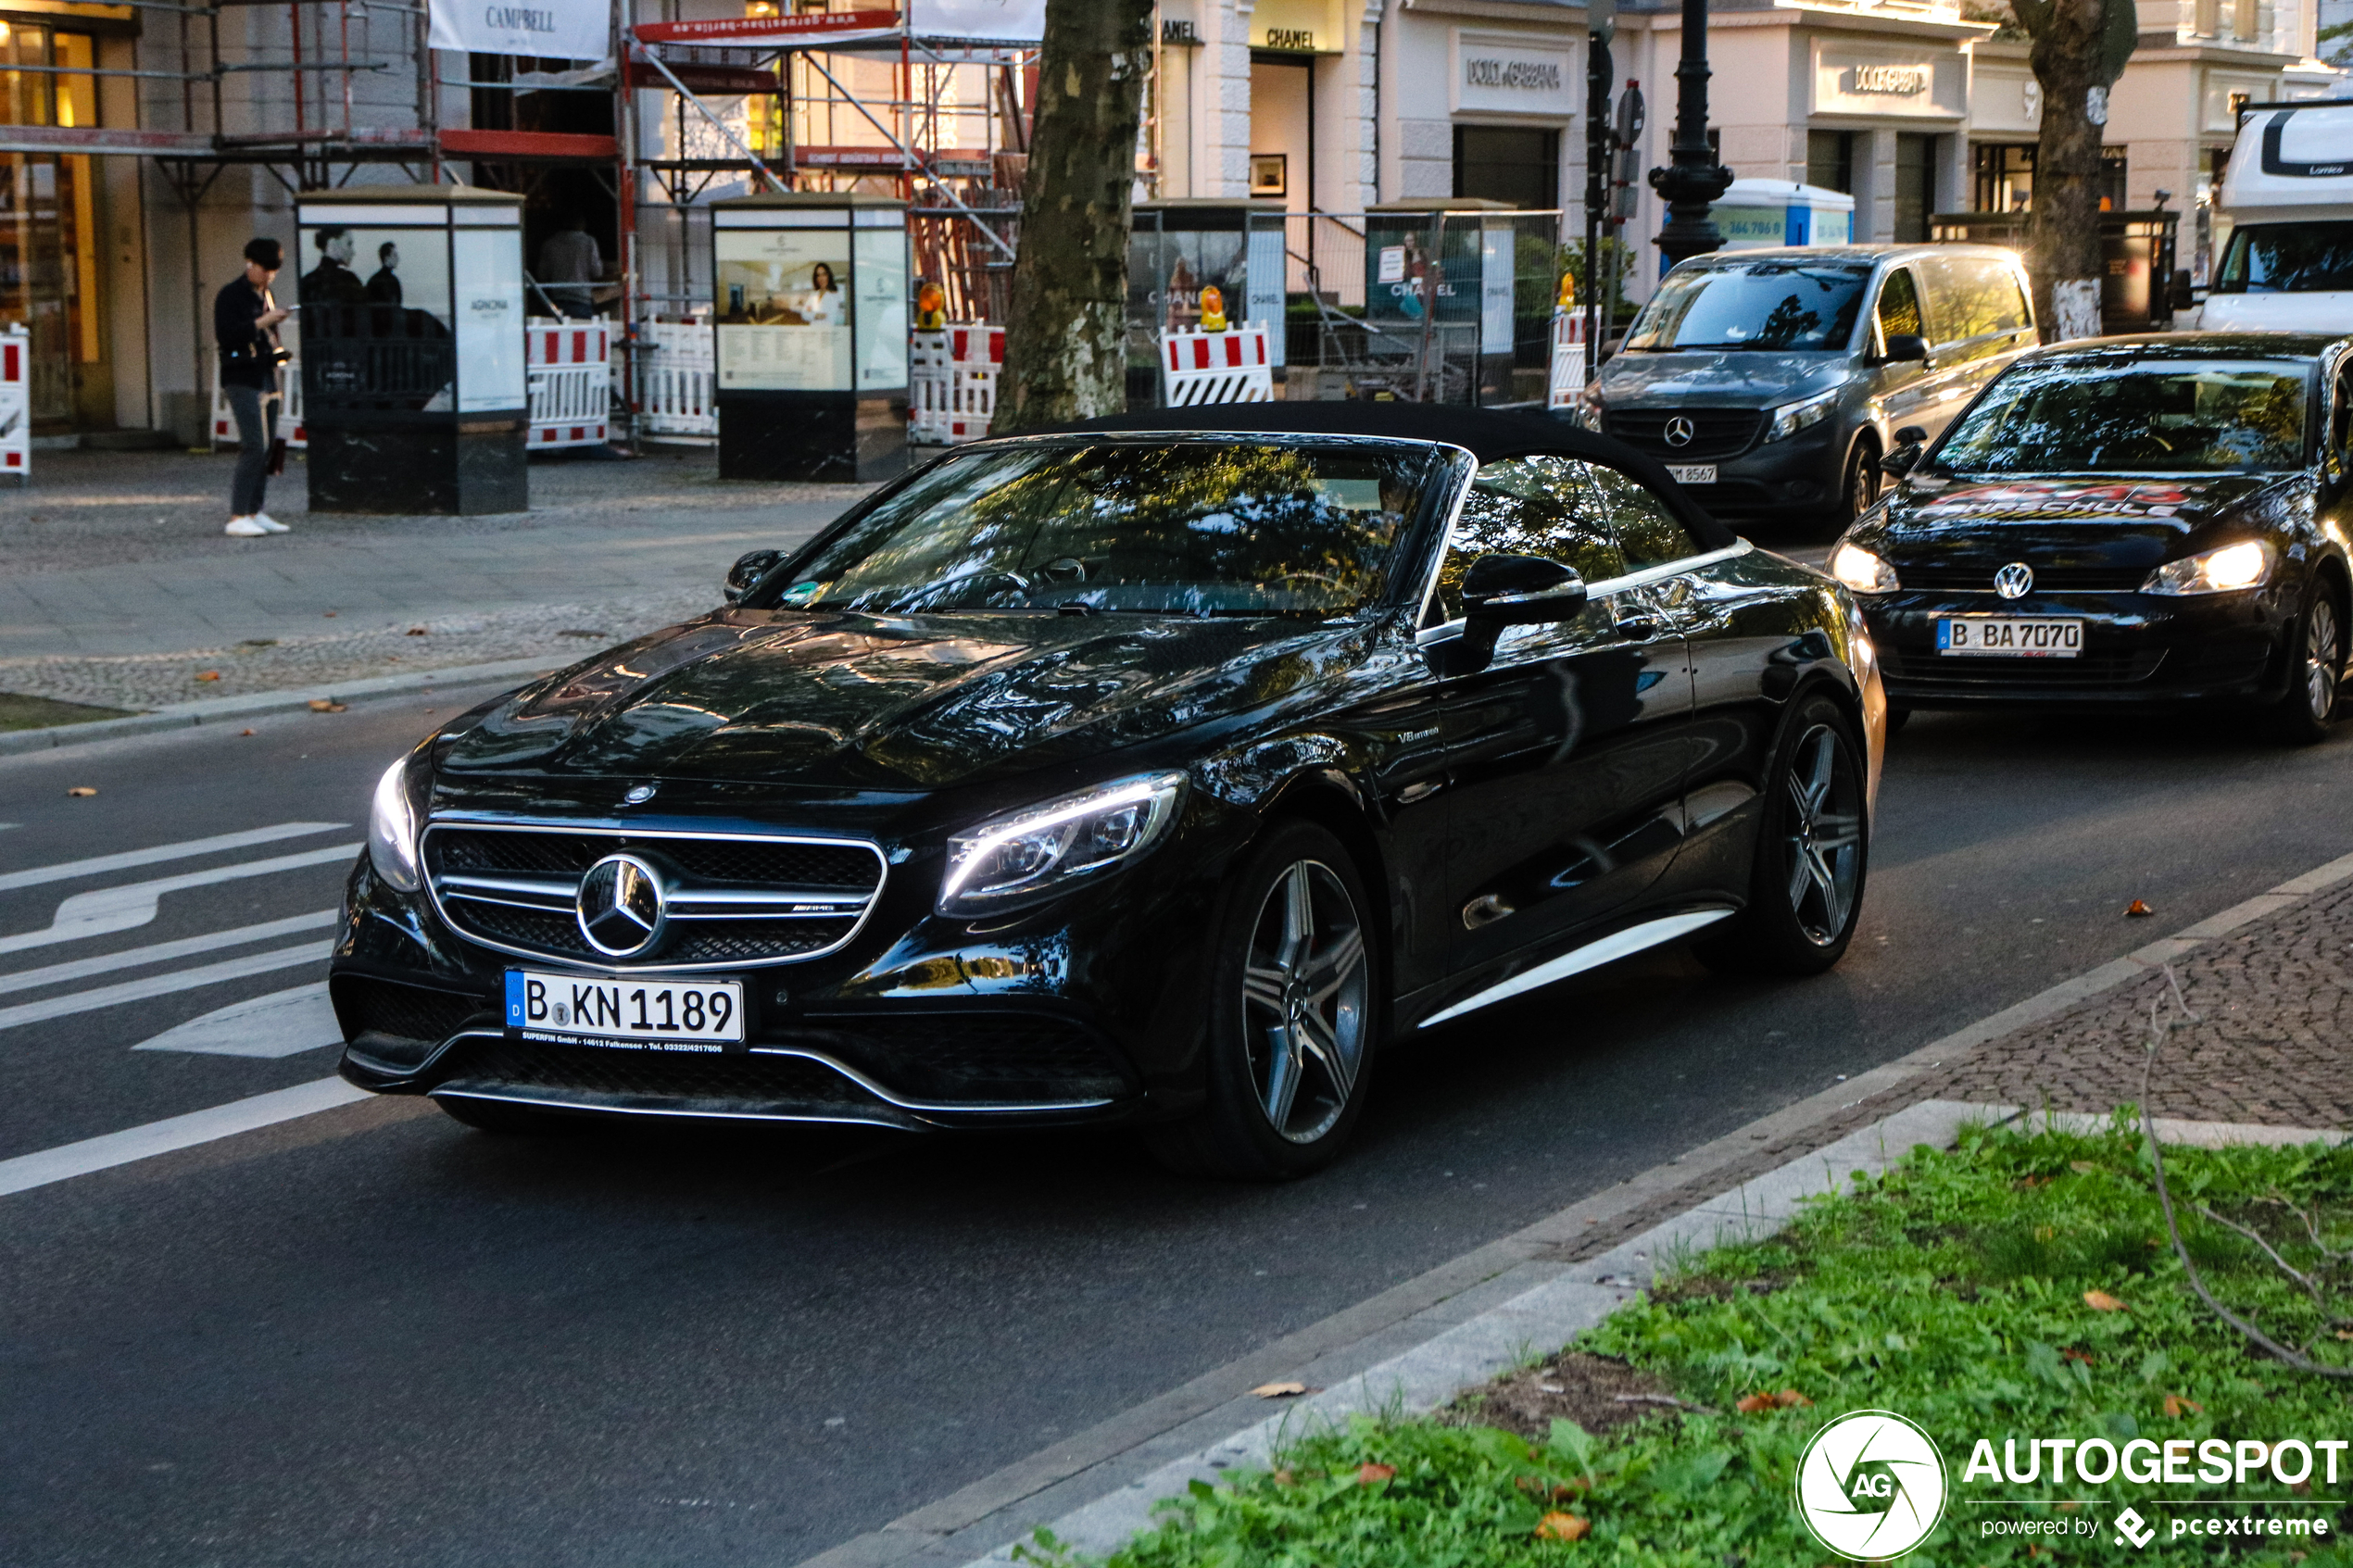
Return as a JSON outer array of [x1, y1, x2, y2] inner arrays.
[[1587, 244, 2036, 532]]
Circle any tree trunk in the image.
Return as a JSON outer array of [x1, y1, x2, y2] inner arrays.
[[994, 0, 1153, 433], [2023, 0, 2108, 341]]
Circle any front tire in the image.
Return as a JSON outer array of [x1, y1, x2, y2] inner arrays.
[[1695, 692, 1869, 977], [1832, 433, 1881, 533], [1144, 822, 1378, 1180], [2266, 585, 2345, 746]]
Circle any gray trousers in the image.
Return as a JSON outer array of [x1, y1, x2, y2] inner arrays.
[[226, 383, 277, 517]]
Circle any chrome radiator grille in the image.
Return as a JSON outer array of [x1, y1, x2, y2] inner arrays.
[[422, 822, 887, 971]]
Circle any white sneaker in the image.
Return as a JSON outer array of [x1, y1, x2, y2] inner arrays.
[[224, 516, 268, 537], [253, 512, 289, 533]]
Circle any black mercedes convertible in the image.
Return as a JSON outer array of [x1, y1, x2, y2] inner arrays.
[[333, 404, 1884, 1177], [1831, 332, 2353, 740]]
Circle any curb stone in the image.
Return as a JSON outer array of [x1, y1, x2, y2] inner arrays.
[[0, 656, 560, 756]]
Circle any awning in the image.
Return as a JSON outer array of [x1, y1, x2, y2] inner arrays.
[[631, 1, 1041, 51]]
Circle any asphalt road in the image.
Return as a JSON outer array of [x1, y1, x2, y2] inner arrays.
[[6, 659, 2353, 1568]]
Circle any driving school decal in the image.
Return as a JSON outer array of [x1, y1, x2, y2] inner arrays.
[[1915, 481, 2208, 521]]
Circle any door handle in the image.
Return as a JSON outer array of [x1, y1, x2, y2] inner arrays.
[[1615, 610, 1662, 641]]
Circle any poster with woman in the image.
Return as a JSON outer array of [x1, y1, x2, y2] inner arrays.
[[714, 229, 851, 391]]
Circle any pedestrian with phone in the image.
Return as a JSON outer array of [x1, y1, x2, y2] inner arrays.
[[217, 236, 292, 536]]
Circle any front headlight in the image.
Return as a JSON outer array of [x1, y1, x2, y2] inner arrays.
[[1579, 382, 1605, 433], [367, 756, 424, 893], [2143, 540, 2273, 596], [1830, 542, 1901, 595], [1766, 389, 1841, 443], [938, 771, 1187, 916]]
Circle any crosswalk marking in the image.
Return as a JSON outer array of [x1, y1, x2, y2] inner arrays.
[[133, 983, 341, 1059], [0, 844, 360, 958], [0, 1076, 372, 1198], [0, 910, 337, 997], [0, 822, 345, 893], [0, 941, 333, 1032]]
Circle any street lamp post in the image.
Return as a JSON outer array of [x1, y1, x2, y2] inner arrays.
[[1647, 0, 1731, 268]]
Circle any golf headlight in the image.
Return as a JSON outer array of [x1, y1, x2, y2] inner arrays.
[[367, 756, 425, 893], [1766, 389, 1840, 443], [2144, 541, 2272, 596], [1830, 543, 1901, 595], [939, 772, 1186, 916]]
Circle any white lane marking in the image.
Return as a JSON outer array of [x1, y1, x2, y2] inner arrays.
[[0, 1076, 371, 1198], [0, 941, 333, 1032], [0, 844, 359, 958], [0, 910, 337, 997], [0, 822, 345, 893], [132, 982, 340, 1059]]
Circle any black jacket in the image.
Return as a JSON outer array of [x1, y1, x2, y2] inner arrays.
[[215, 276, 281, 392]]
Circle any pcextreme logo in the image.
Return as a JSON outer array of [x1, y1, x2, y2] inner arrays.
[[1795, 1410, 1950, 1561]]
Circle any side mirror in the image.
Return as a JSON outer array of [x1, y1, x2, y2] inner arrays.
[[724, 548, 785, 605], [1463, 553, 1589, 626], [1881, 333, 1928, 364], [1878, 425, 1931, 476], [2168, 269, 2196, 310]]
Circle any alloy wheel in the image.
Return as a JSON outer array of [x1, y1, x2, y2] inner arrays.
[[1781, 724, 1865, 947], [2303, 596, 2342, 722], [1239, 859, 1369, 1144]]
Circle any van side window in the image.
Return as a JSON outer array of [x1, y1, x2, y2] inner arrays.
[[1876, 268, 1924, 346], [1430, 456, 1627, 623], [1917, 257, 2031, 363], [2334, 368, 2353, 463]]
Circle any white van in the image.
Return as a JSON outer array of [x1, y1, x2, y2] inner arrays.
[[2205, 101, 2353, 333]]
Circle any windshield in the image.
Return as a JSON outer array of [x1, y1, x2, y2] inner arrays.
[[768, 440, 1440, 619], [2213, 222, 2353, 294], [1931, 358, 2310, 474], [1622, 262, 1871, 351]]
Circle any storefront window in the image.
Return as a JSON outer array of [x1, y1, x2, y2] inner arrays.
[[1969, 144, 2130, 215], [1894, 133, 1941, 243], [0, 22, 101, 428], [1453, 126, 1559, 210]]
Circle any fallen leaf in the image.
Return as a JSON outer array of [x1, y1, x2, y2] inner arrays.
[[1271, 1469, 1294, 1486], [307, 698, 347, 713], [2336, 1328, 2352, 1341], [1735, 1393, 1778, 1414], [238, 728, 255, 736], [194, 671, 220, 682], [2070, 1160, 2105, 1175], [2060, 1347, 2098, 1365], [67, 785, 96, 797], [406, 626, 428, 635], [1775, 1389, 1812, 1408], [1534, 1512, 1590, 1541], [1250, 1381, 1314, 1399], [2082, 1290, 2128, 1312], [1355, 1463, 1395, 1486], [322, 611, 336, 618], [2162, 1394, 2206, 1418], [2125, 898, 2154, 918]]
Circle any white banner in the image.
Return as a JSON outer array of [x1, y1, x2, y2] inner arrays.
[[431, 0, 608, 62], [907, 0, 1044, 42]]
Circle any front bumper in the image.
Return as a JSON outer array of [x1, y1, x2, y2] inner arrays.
[[1862, 586, 2292, 708], [1660, 423, 1843, 522], [328, 804, 1245, 1129]]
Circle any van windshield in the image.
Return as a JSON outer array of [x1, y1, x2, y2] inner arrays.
[[1622, 261, 1871, 351], [2213, 222, 2353, 294]]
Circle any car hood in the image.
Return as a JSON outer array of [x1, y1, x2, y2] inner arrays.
[[1599, 350, 1846, 408], [1856, 472, 2297, 568], [437, 607, 1352, 790]]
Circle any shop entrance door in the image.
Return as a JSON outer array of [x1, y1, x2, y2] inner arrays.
[[0, 25, 104, 432]]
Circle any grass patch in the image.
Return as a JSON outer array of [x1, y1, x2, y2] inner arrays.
[[1033, 1118, 2352, 1565], [0, 690, 135, 731]]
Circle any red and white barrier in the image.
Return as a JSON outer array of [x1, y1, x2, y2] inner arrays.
[[210, 315, 308, 450], [1547, 312, 1588, 411], [910, 322, 1003, 445], [528, 318, 612, 449], [0, 325, 27, 480], [638, 320, 715, 445], [1159, 323, 1273, 407]]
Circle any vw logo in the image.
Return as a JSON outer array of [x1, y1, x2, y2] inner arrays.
[[1663, 415, 1697, 448], [577, 854, 665, 958], [623, 784, 658, 806], [1993, 562, 2034, 599]]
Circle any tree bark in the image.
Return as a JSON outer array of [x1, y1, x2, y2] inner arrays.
[[2019, 0, 2121, 340], [994, 0, 1153, 433]]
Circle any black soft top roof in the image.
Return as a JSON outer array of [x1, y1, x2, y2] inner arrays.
[[1050, 400, 1737, 552]]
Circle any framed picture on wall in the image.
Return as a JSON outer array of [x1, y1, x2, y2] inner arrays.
[[1249, 154, 1288, 198]]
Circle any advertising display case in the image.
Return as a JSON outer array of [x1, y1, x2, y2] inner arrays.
[[1362, 198, 1518, 406], [711, 193, 909, 482], [1126, 201, 1287, 408], [294, 185, 527, 515]]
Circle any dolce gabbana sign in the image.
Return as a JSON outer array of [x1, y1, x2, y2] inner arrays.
[[1851, 63, 1928, 94], [1812, 41, 1963, 117], [1454, 31, 1577, 116]]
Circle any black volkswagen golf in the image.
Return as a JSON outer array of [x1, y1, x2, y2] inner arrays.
[[1831, 332, 2353, 740], [334, 405, 1884, 1177]]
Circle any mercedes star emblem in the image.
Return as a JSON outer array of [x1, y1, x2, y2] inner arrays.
[[577, 853, 665, 958], [1994, 562, 2034, 599], [1663, 415, 1697, 448], [623, 784, 658, 805]]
